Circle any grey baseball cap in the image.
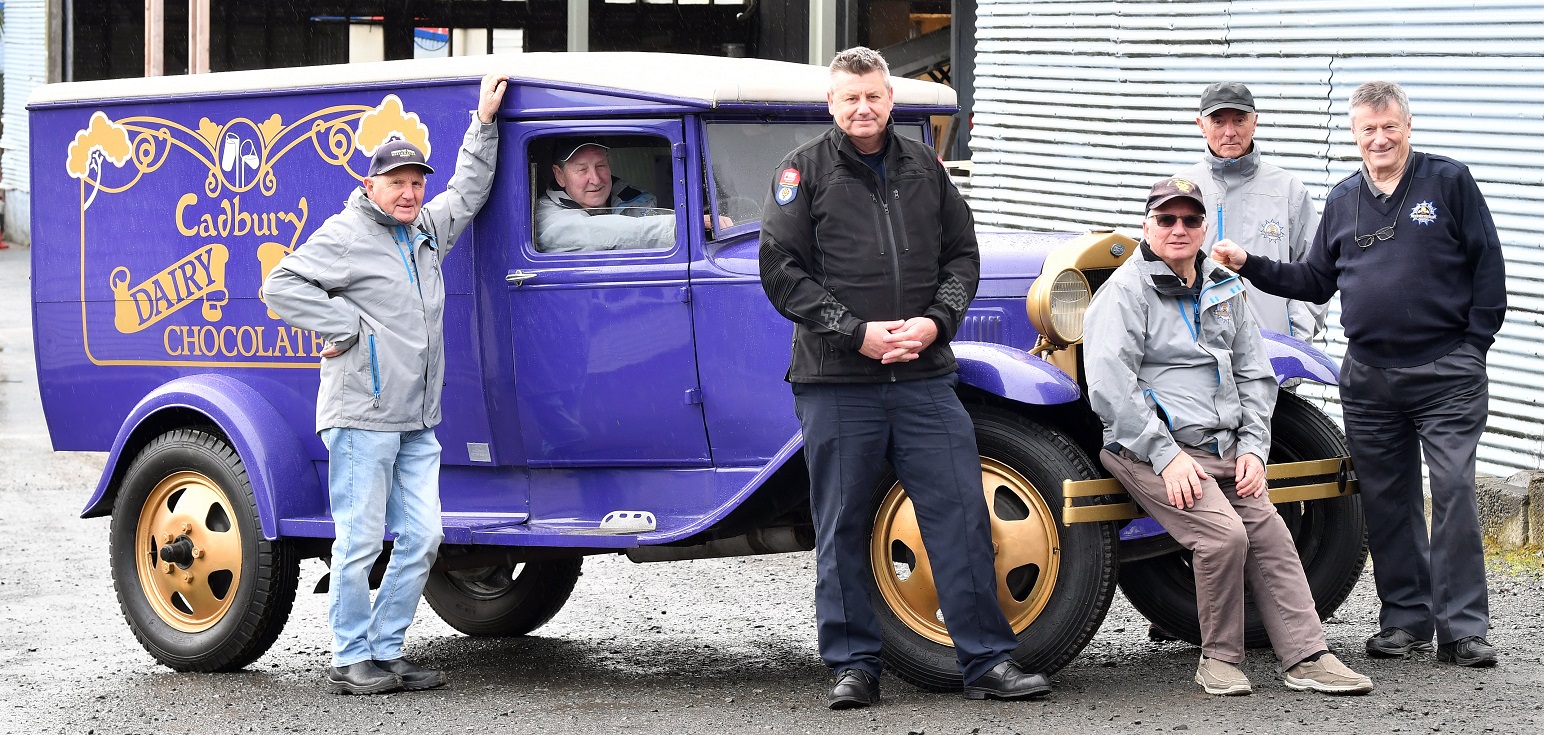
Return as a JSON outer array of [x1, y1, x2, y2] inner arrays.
[[368, 139, 434, 177], [1199, 82, 1256, 116]]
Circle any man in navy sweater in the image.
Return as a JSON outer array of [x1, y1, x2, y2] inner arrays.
[[1213, 81, 1506, 668]]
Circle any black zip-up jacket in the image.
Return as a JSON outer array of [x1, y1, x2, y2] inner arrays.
[[758, 124, 979, 383]]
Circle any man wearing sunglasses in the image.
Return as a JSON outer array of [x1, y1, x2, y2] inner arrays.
[[1213, 81, 1507, 668], [1085, 177, 1373, 696], [1174, 82, 1324, 340]]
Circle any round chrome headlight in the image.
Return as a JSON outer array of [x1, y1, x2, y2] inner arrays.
[[1027, 269, 1092, 346]]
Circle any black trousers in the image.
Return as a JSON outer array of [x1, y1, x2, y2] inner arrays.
[[1341, 341, 1491, 644], [792, 374, 1018, 683]]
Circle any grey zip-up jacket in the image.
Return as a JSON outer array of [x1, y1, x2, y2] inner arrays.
[[1084, 243, 1277, 475], [1175, 146, 1324, 339], [533, 179, 674, 252], [263, 114, 498, 433]]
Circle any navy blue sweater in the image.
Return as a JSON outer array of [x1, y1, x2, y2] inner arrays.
[[1240, 151, 1507, 368]]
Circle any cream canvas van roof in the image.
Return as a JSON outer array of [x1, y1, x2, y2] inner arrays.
[[31, 52, 957, 108]]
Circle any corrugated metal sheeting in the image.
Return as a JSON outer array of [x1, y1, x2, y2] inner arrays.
[[1, 0, 49, 245], [969, 0, 1544, 476]]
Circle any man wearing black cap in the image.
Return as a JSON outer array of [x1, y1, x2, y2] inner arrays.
[[1085, 177, 1373, 697], [1174, 82, 1324, 340], [263, 73, 507, 695], [534, 139, 676, 252]]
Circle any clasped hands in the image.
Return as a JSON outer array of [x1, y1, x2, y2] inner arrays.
[[859, 317, 938, 364], [1159, 450, 1267, 509]]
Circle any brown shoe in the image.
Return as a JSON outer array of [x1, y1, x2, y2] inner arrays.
[[1194, 656, 1251, 696], [1284, 653, 1373, 695]]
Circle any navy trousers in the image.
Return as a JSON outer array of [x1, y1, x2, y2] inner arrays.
[[1340, 341, 1491, 644], [792, 374, 1019, 683]]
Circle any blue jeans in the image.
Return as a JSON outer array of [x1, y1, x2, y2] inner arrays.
[[320, 427, 445, 667]]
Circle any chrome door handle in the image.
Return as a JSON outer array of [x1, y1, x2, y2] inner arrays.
[[506, 270, 537, 286]]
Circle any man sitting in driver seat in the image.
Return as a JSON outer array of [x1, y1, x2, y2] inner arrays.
[[534, 139, 676, 252], [1085, 177, 1373, 697]]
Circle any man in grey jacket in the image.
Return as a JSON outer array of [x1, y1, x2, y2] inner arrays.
[[1175, 82, 1324, 339], [1085, 177, 1371, 697], [534, 140, 675, 252], [263, 73, 507, 695]]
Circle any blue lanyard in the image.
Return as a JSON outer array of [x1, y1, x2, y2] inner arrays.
[[393, 225, 422, 297]]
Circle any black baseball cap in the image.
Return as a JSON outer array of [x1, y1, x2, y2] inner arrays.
[[368, 139, 434, 177], [1147, 177, 1206, 212], [1199, 82, 1256, 116], [554, 139, 610, 163]]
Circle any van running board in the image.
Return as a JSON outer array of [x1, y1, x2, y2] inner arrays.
[[1061, 456, 1358, 525]]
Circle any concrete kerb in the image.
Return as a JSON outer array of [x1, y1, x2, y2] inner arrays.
[[1472, 471, 1544, 549]]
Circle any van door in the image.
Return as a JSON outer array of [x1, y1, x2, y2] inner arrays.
[[504, 119, 709, 467]]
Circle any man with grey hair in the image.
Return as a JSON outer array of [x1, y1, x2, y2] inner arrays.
[[1174, 82, 1324, 339], [1214, 80, 1507, 668], [760, 46, 1051, 708]]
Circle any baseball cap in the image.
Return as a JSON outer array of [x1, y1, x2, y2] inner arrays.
[[367, 139, 434, 177], [1199, 82, 1256, 116], [554, 139, 610, 163], [1146, 177, 1206, 212]]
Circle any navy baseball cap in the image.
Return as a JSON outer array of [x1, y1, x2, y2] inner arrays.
[[368, 139, 434, 177], [554, 139, 610, 163]]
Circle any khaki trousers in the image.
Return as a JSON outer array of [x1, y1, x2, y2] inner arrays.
[[1101, 446, 1325, 667]]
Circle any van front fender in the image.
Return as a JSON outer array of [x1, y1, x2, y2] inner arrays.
[[80, 374, 321, 541], [952, 342, 1080, 405], [1262, 331, 1339, 386]]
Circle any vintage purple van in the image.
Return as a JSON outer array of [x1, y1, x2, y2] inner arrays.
[[29, 54, 1364, 691]]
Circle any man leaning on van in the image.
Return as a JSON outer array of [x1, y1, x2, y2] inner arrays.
[[262, 74, 507, 695]]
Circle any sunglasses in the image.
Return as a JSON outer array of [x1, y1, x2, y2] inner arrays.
[[1147, 213, 1206, 229]]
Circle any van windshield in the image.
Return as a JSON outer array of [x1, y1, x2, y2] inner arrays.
[[704, 121, 928, 243]]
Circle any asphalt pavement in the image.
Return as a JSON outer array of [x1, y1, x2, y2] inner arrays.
[[1, 243, 1541, 735]]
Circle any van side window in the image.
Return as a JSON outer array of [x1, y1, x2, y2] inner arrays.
[[531, 135, 676, 253]]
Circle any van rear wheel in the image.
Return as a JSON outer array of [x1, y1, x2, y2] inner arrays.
[[110, 428, 298, 671], [424, 558, 583, 637]]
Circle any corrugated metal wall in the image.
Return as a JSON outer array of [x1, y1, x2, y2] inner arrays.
[[970, 0, 1544, 476], [1, 0, 50, 246]]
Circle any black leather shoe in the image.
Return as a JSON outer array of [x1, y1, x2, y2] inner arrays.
[[963, 660, 1051, 701], [328, 661, 403, 695], [827, 669, 879, 710], [373, 658, 449, 690], [1366, 627, 1433, 658], [1437, 636, 1498, 667]]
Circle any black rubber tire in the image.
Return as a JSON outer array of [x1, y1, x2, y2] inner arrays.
[[424, 558, 583, 637], [1117, 391, 1369, 648], [870, 406, 1119, 692], [109, 428, 299, 672]]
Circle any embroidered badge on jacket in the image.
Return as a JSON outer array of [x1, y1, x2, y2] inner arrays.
[[1258, 219, 1286, 243], [775, 167, 801, 206], [1212, 301, 1233, 322], [1410, 201, 1438, 225]]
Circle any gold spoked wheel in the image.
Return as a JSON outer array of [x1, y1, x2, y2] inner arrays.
[[870, 457, 1061, 646], [134, 470, 244, 633]]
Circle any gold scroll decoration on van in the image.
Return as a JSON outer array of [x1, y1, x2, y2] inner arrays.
[[110, 244, 230, 334]]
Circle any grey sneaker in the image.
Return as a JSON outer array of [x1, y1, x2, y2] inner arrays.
[[1284, 653, 1374, 695], [1195, 656, 1252, 696]]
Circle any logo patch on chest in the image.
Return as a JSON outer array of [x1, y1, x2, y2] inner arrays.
[[1258, 219, 1285, 243], [1410, 201, 1438, 225], [1211, 301, 1233, 322]]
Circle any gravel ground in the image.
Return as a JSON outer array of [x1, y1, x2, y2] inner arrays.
[[2, 244, 1541, 735]]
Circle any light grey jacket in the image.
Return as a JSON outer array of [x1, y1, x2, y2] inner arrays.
[[1174, 146, 1324, 339], [262, 114, 498, 433], [533, 182, 674, 253], [1084, 244, 1278, 475]]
